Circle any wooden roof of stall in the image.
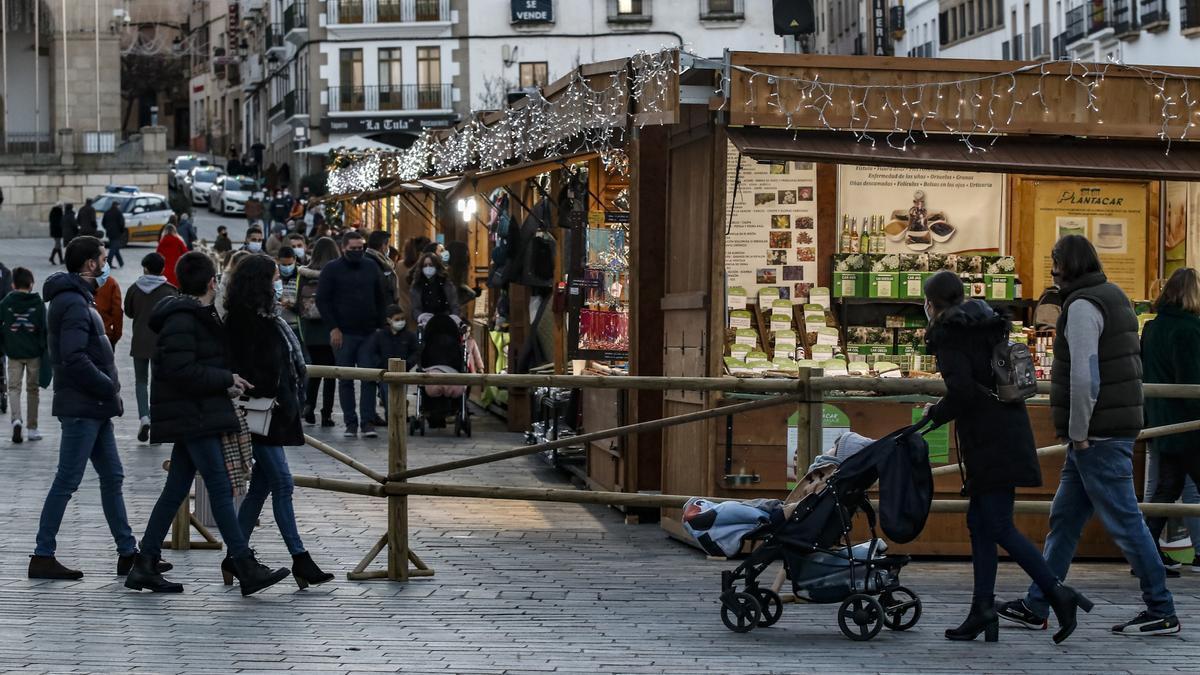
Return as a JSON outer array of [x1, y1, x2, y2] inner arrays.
[[726, 52, 1200, 142]]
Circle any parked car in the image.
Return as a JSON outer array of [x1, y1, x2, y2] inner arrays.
[[208, 175, 262, 216], [168, 155, 208, 191], [91, 191, 173, 244], [185, 165, 225, 205]]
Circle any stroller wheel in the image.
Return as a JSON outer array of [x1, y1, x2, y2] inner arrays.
[[881, 586, 922, 631], [837, 594, 884, 641], [719, 591, 762, 633], [752, 588, 783, 627]]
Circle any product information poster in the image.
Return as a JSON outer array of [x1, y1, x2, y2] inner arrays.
[[725, 141, 819, 304], [1031, 180, 1149, 299], [837, 166, 1005, 254], [1165, 182, 1189, 278]]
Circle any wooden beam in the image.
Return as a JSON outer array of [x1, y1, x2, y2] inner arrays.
[[292, 474, 384, 497], [383, 480, 722, 508], [304, 434, 388, 484]]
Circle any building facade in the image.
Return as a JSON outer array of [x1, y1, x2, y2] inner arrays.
[[901, 0, 1200, 65]]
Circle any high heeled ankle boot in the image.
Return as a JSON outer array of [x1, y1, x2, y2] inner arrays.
[[1046, 583, 1094, 644], [292, 552, 335, 589], [227, 552, 290, 597], [123, 553, 183, 593], [945, 596, 999, 642]]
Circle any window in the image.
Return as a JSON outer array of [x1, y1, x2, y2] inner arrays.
[[958, 5, 966, 36], [519, 62, 549, 88], [977, 0, 985, 28], [417, 46, 442, 109], [617, 0, 645, 14], [339, 49, 364, 111], [1002, 40, 1010, 58], [379, 48, 402, 110]]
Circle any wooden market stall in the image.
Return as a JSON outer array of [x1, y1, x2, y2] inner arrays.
[[655, 52, 1200, 556]]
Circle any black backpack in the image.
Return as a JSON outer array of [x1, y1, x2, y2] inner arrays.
[[982, 340, 1038, 403]]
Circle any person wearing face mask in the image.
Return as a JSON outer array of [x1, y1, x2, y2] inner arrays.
[[316, 230, 387, 439], [999, 235, 1180, 637], [288, 233, 307, 263], [365, 230, 400, 307], [275, 246, 300, 332], [409, 252, 459, 328], [270, 191, 291, 230], [155, 224, 189, 288], [241, 226, 265, 254], [920, 270, 1090, 644], [30, 236, 141, 581], [368, 305, 418, 420]]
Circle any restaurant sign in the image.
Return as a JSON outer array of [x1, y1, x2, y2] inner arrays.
[[320, 115, 457, 135]]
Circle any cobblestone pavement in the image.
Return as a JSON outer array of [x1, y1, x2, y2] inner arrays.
[[0, 236, 1198, 673]]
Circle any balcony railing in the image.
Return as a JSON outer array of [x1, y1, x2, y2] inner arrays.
[[285, 89, 309, 118], [700, 0, 743, 20], [269, 98, 285, 118], [284, 3, 307, 32], [1064, 5, 1087, 42], [1184, 0, 1200, 27], [266, 23, 283, 50], [328, 0, 449, 24], [328, 84, 452, 112], [1140, 0, 1170, 27], [1113, 0, 1136, 34], [608, 0, 652, 23]]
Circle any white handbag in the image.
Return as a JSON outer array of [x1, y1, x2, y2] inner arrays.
[[234, 396, 276, 436]]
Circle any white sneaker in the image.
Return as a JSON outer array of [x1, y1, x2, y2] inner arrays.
[[26, 428, 42, 441]]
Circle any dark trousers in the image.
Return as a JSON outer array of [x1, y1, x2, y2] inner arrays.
[[49, 238, 63, 264], [967, 488, 1059, 599], [305, 344, 336, 415], [108, 240, 125, 267], [1146, 451, 1200, 544]]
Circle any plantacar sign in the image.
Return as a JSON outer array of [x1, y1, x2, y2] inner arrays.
[[1057, 187, 1126, 206], [511, 0, 553, 23]]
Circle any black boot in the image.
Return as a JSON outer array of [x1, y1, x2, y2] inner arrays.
[[117, 553, 173, 576], [321, 412, 335, 428], [1046, 583, 1094, 644], [28, 555, 83, 580], [945, 596, 999, 642], [302, 404, 316, 425], [228, 552, 290, 596], [123, 553, 183, 593], [292, 552, 335, 589], [220, 555, 237, 586]]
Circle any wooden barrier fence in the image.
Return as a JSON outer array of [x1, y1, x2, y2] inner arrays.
[[266, 364, 1200, 583]]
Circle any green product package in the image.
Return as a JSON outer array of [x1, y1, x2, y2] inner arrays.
[[915, 407, 950, 464]]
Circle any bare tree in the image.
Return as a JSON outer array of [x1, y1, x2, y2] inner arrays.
[[476, 74, 514, 111]]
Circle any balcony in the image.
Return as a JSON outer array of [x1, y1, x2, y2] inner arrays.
[[328, 0, 449, 24], [1186, 0, 1200, 30], [1113, 0, 1137, 36], [266, 23, 285, 59], [1065, 1, 1110, 42], [1140, 0, 1170, 29], [269, 98, 285, 119], [608, 0, 652, 24], [284, 3, 308, 45], [328, 84, 452, 112], [285, 89, 309, 121], [700, 0, 743, 21], [1064, 5, 1087, 43], [241, 54, 263, 92]]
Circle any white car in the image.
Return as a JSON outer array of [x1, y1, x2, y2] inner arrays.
[[208, 175, 262, 216], [185, 166, 225, 205], [91, 191, 174, 244], [168, 155, 207, 191]]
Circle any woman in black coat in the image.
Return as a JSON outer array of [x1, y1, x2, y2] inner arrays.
[[408, 251, 459, 326], [48, 203, 64, 265], [223, 254, 333, 589], [922, 270, 1089, 643]]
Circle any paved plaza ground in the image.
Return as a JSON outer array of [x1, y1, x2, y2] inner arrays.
[[0, 229, 1198, 673]]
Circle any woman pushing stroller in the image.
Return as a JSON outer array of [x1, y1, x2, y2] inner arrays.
[[922, 270, 1091, 643]]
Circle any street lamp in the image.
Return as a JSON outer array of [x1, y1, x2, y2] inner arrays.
[[456, 197, 477, 223]]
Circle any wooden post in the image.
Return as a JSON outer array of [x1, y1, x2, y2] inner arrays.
[[387, 358, 408, 582], [771, 368, 822, 597], [169, 499, 190, 551]]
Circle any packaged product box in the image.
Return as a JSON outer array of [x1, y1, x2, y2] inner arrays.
[[734, 328, 759, 347], [729, 309, 753, 329], [985, 256, 1017, 276], [832, 254, 869, 298], [928, 252, 951, 272], [985, 274, 1016, 300], [771, 298, 793, 319], [727, 286, 748, 310], [869, 272, 899, 298], [729, 343, 752, 360], [847, 326, 893, 357], [809, 287, 832, 309], [965, 274, 987, 298], [898, 254, 929, 300]]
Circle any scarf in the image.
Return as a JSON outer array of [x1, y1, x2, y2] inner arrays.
[[220, 413, 254, 497], [270, 308, 307, 392]]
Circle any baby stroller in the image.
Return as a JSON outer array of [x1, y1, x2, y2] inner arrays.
[[707, 422, 933, 640], [408, 313, 472, 437]]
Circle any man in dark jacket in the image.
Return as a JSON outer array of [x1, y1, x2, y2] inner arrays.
[[125, 251, 290, 595], [30, 236, 139, 581], [123, 251, 177, 442], [999, 235, 1179, 637], [269, 190, 291, 230], [176, 212, 197, 250], [316, 229, 386, 438], [61, 203, 78, 246], [76, 198, 98, 237], [49, 202, 64, 265], [0, 266, 47, 443], [101, 201, 126, 268]]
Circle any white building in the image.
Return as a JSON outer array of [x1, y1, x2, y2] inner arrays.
[[902, 0, 1200, 66]]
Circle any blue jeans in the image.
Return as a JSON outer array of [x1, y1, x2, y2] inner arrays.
[[335, 333, 378, 428], [133, 357, 151, 420], [1026, 438, 1176, 618], [1145, 445, 1200, 546], [237, 444, 305, 556], [139, 436, 251, 560], [109, 240, 125, 267], [35, 417, 137, 556]]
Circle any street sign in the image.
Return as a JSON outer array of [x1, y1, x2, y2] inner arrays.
[[511, 0, 553, 24]]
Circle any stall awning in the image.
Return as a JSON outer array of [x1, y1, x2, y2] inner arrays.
[[726, 127, 1200, 181], [451, 152, 599, 201]]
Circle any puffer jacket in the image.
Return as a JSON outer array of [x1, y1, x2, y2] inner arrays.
[[43, 272, 122, 419], [148, 294, 239, 443], [925, 299, 1042, 495]]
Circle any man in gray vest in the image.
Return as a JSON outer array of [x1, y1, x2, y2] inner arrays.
[[998, 235, 1179, 636]]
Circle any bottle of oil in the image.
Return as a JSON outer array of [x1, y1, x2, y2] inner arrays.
[[849, 217, 860, 253], [840, 215, 852, 253], [860, 216, 871, 257]]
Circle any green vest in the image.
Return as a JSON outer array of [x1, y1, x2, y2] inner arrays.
[[1049, 272, 1143, 439]]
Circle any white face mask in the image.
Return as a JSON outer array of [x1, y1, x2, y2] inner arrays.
[[422, 266, 436, 278], [924, 301, 935, 322], [391, 320, 406, 331], [247, 241, 263, 253], [293, 246, 305, 259]]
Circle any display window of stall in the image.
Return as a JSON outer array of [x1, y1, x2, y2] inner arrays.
[[567, 162, 631, 363]]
